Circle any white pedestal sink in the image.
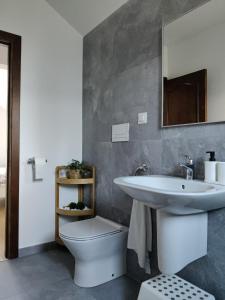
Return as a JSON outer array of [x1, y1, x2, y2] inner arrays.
[[114, 175, 225, 274]]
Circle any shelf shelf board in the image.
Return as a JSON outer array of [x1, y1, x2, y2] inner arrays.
[[56, 208, 94, 217], [56, 177, 94, 185]]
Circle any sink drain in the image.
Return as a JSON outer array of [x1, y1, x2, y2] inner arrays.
[[138, 274, 215, 300]]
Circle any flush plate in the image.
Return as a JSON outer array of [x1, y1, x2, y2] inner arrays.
[[112, 123, 129, 142]]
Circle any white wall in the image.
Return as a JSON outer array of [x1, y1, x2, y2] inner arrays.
[[166, 21, 225, 122], [0, 0, 83, 248]]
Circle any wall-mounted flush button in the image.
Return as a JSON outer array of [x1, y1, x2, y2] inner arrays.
[[138, 112, 148, 124], [112, 123, 129, 142]]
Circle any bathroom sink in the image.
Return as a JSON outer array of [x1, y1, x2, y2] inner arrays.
[[114, 175, 225, 215], [114, 175, 225, 274]]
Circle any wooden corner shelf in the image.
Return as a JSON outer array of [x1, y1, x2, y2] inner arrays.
[[56, 177, 94, 185], [56, 208, 94, 217], [55, 165, 96, 244]]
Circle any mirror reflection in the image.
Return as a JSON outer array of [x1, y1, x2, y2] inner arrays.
[[162, 0, 225, 127]]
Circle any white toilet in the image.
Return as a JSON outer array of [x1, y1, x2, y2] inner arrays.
[[59, 216, 128, 287]]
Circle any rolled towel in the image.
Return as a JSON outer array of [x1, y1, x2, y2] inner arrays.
[[127, 199, 152, 274]]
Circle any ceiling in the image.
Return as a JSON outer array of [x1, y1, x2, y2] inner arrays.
[[46, 0, 128, 36], [164, 0, 225, 46]]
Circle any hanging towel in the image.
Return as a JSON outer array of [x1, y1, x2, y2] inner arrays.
[[127, 199, 152, 274]]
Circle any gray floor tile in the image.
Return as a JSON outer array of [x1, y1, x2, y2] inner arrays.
[[0, 249, 74, 299], [4, 279, 96, 300], [0, 249, 140, 300], [85, 276, 140, 300]]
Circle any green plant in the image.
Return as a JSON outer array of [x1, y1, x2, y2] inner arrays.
[[66, 159, 84, 171], [63, 202, 77, 210], [63, 201, 85, 210], [76, 202, 85, 210], [65, 160, 92, 178], [80, 165, 92, 178]]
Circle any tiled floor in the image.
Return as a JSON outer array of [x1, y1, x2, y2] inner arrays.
[[0, 248, 140, 300]]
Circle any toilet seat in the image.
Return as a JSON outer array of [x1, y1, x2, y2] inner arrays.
[[59, 216, 124, 241]]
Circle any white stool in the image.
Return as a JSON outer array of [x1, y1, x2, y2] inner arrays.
[[138, 274, 215, 300]]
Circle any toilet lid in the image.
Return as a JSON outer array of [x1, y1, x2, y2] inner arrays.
[[59, 216, 124, 241]]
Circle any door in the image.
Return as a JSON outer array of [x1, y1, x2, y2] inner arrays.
[[0, 43, 8, 260], [0, 30, 21, 259], [163, 69, 207, 126]]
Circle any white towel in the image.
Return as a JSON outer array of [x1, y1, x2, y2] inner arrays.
[[127, 199, 152, 274]]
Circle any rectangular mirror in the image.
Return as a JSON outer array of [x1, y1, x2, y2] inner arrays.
[[162, 0, 225, 127]]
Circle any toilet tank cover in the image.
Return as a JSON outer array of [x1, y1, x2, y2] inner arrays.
[[59, 216, 127, 240]]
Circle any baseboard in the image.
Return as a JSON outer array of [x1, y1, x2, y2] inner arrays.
[[19, 241, 59, 258]]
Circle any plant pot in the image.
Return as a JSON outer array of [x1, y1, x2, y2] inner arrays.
[[81, 169, 92, 179], [67, 169, 81, 179]]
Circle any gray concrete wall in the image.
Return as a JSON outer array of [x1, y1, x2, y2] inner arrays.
[[83, 0, 225, 298]]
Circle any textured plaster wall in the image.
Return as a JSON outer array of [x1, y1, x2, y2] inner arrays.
[[83, 0, 225, 298]]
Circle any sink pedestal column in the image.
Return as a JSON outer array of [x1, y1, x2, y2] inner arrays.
[[157, 210, 208, 274]]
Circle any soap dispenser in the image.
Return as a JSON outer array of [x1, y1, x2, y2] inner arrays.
[[204, 151, 217, 183]]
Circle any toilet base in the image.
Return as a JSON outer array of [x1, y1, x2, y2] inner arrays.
[[74, 252, 127, 287]]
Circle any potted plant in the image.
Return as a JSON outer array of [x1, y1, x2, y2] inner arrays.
[[80, 165, 92, 179], [66, 159, 84, 179], [63, 201, 85, 210]]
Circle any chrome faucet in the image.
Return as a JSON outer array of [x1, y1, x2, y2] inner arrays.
[[179, 163, 193, 180], [134, 163, 149, 176], [179, 155, 194, 180]]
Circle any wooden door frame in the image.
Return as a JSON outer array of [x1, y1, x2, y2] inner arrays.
[[0, 30, 21, 259]]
